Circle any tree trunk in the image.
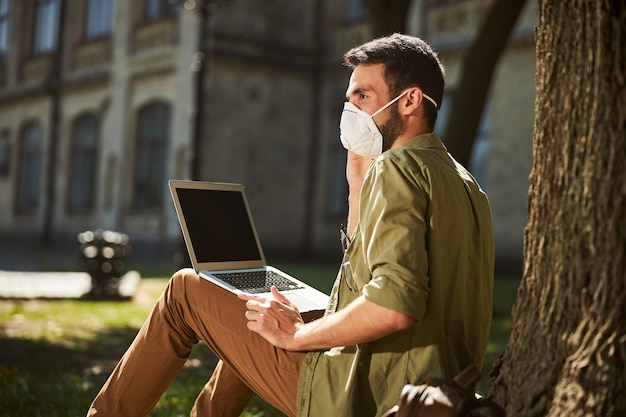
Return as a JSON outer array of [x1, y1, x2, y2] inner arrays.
[[443, 0, 527, 166], [487, 1, 626, 416]]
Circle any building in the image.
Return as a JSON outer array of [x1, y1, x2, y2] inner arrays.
[[0, 0, 534, 270], [0, 0, 197, 256]]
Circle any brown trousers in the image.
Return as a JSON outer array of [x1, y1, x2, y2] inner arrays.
[[87, 269, 312, 417]]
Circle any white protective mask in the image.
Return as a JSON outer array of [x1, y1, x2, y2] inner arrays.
[[339, 89, 438, 159]]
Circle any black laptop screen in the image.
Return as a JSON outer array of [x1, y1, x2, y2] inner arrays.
[[176, 188, 262, 263]]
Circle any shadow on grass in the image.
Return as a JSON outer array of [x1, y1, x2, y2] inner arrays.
[[0, 325, 135, 416], [0, 324, 215, 417], [0, 325, 284, 417]]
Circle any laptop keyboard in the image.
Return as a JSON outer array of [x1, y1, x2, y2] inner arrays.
[[213, 270, 304, 294]]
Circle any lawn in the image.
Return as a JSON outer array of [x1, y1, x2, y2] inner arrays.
[[0, 262, 518, 417]]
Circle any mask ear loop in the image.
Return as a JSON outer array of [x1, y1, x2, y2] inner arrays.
[[422, 93, 438, 109], [371, 89, 410, 118], [372, 89, 439, 118]]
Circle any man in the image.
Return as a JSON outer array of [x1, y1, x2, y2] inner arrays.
[[87, 33, 494, 417]]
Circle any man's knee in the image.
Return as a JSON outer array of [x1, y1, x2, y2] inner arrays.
[[163, 268, 204, 305], [170, 268, 200, 288]]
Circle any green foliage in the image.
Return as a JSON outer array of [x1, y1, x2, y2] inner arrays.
[[0, 264, 517, 416]]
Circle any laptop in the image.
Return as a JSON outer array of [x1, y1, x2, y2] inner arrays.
[[169, 180, 330, 313]]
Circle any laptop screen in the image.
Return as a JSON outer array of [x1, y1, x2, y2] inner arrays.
[[175, 187, 263, 263]]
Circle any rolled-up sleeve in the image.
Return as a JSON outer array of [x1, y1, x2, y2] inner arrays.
[[359, 155, 431, 322]]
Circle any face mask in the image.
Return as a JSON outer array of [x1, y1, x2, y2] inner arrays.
[[339, 90, 439, 159]]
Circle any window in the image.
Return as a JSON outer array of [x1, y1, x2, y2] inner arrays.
[[0, 0, 10, 64], [33, 0, 60, 54], [345, 0, 366, 22], [17, 123, 43, 213], [85, 0, 114, 40], [468, 102, 491, 189], [134, 102, 170, 209], [0, 137, 10, 176], [68, 114, 98, 213], [145, 0, 178, 21]]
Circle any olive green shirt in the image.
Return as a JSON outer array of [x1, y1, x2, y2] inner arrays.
[[297, 133, 495, 417]]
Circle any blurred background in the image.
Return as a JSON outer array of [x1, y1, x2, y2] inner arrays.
[[0, 0, 534, 274]]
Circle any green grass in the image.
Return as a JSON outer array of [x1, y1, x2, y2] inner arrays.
[[0, 262, 518, 416]]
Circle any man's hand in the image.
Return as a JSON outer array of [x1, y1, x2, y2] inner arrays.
[[241, 290, 414, 352], [346, 151, 373, 195], [238, 287, 305, 351]]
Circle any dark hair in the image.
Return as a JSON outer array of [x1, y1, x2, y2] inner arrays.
[[343, 33, 445, 130]]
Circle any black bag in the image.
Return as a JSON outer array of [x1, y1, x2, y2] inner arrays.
[[382, 366, 505, 417]]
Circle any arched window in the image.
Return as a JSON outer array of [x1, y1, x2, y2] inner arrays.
[[17, 123, 43, 213], [68, 114, 98, 213], [134, 102, 170, 210]]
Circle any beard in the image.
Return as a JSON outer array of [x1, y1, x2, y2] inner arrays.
[[379, 103, 404, 152]]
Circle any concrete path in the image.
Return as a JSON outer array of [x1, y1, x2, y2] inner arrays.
[[0, 270, 141, 299]]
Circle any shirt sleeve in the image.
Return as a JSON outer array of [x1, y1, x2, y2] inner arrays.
[[359, 154, 430, 322]]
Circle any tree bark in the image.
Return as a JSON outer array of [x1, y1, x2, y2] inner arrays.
[[487, 1, 626, 416]]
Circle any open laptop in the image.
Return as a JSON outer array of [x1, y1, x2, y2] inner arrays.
[[169, 180, 330, 313]]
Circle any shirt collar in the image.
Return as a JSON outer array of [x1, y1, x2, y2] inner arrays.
[[404, 133, 447, 151]]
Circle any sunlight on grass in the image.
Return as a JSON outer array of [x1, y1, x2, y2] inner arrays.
[[0, 265, 518, 417]]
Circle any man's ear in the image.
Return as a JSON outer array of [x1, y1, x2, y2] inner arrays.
[[401, 87, 425, 114]]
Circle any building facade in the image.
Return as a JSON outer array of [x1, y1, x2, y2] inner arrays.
[[0, 0, 197, 246], [0, 0, 534, 267]]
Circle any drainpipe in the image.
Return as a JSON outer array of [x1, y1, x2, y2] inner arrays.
[[190, 1, 208, 180], [42, 0, 66, 243]]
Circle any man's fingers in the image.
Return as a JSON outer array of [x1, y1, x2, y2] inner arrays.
[[270, 286, 295, 307], [238, 292, 265, 302]]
